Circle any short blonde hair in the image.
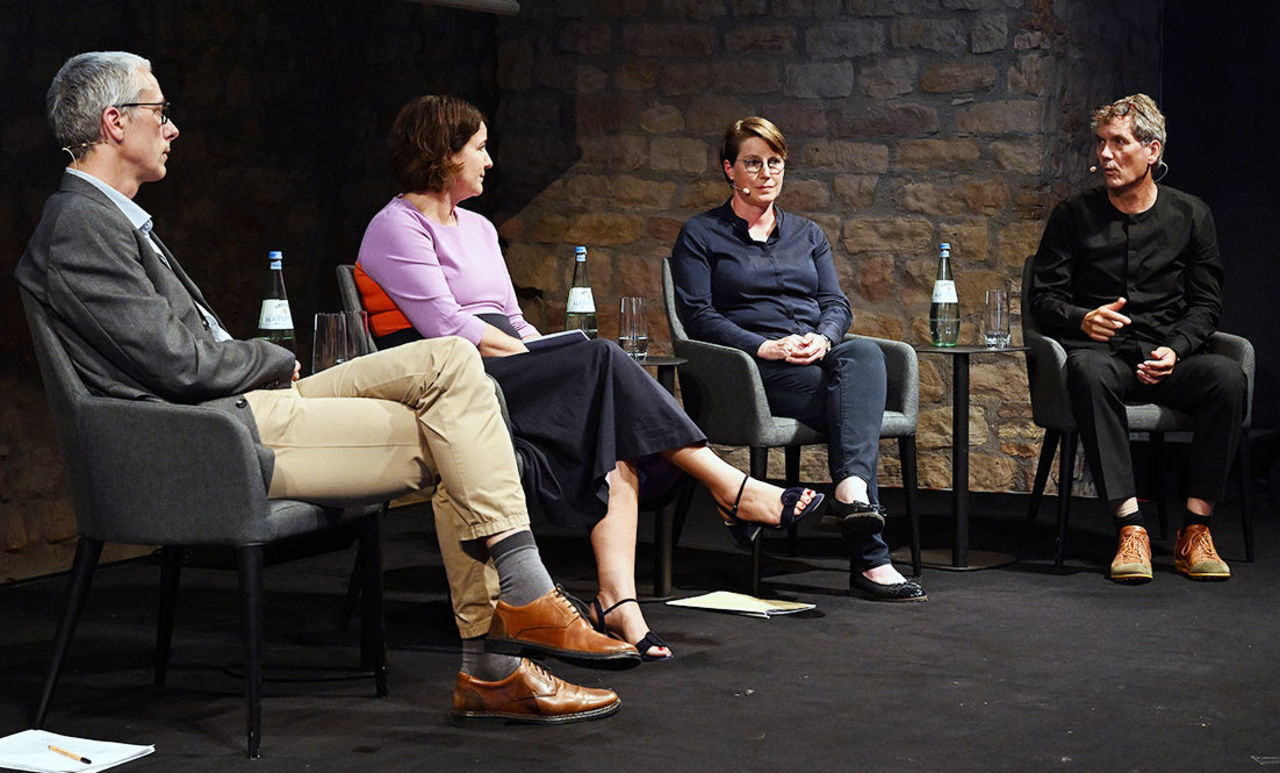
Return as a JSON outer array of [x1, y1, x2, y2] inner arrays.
[[719, 116, 787, 182], [1091, 93, 1166, 163]]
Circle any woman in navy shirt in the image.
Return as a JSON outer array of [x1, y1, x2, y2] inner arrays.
[[671, 117, 926, 602]]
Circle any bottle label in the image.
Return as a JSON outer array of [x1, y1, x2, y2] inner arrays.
[[258, 299, 294, 330], [931, 280, 958, 304], [567, 287, 596, 313]]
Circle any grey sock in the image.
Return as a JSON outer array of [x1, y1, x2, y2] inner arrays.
[[488, 529, 554, 607], [460, 637, 520, 682]]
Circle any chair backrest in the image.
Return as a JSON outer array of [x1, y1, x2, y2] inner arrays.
[[336, 264, 379, 353], [660, 257, 689, 345], [20, 288, 91, 500]]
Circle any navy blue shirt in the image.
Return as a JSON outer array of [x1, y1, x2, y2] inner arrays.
[[671, 201, 853, 355]]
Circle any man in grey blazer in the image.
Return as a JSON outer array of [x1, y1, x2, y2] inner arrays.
[[17, 51, 635, 725]]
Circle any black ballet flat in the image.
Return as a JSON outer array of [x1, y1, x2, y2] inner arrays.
[[718, 474, 825, 545], [849, 572, 928, 603], [820, 500, 887, 535]]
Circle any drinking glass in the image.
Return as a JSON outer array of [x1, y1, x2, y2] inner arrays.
[[983, 288, 1011, 348], [312, 311, 370, 373], [617, 297, 648, 359]]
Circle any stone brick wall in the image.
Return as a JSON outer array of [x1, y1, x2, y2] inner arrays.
[[490, 0, 1160, 492]]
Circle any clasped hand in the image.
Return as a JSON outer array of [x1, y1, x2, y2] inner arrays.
[[1136, 346, 1176, 385], [757, 332, 829, 364]]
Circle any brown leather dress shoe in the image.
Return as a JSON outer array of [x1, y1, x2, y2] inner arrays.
[[452, 658, 621, 724], [487, 586, 640, 665]]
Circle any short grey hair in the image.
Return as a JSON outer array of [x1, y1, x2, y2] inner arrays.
[[47, 51, 152, 159], [1090, 92, 1167, 164]]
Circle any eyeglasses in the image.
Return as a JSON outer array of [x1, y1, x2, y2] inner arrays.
[[740, 156, 785, 175], [116, 101, 172, 125]]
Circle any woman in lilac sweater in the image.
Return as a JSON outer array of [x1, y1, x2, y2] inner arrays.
[[357, 96, 825, 659]]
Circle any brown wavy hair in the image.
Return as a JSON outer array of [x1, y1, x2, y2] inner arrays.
[[387, 95, 486, 193]]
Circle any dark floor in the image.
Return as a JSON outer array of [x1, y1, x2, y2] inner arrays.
[[2, 486, 1277, 772]]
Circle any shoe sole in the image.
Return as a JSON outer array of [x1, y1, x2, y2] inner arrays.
[[849, 588, 927, 602], [451, 698, 622, 725], [1175, 562, 1230, 580], [1109, 571, 1153, 583], [819, 513, 886, 536], [486, 637, 642, 669]]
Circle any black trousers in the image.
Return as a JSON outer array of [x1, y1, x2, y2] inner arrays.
[[756, 338, 892, 571], [1064, 344, 1247, 505]]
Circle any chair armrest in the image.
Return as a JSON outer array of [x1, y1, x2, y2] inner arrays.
[[76, 397, 272, 545], [846, 334, 918, 424], [1023, 326, 1076, 431], [1208, 331, 1256, 428], [672, 338, 776, 446]]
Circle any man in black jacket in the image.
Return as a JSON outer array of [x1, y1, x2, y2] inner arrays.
[[1029, 93, 1247, 584]]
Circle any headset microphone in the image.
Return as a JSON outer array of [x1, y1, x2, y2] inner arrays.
[[742, 187, 751, 194], [1089, 165, 1098, 173]]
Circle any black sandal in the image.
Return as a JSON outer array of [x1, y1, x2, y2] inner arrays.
[[590, 598, 673, 662], [717, 474, 826, 545]]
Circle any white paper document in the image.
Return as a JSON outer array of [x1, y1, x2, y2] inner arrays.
[[0, 730, 154, 773], [524, 329, 589, 352], [665, 590, 816, 618]]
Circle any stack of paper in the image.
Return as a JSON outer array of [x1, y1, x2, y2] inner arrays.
[[666, 590, 816, 618], [0, 730, 153, 773]]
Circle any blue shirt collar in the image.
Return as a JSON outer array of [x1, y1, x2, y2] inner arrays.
[[66, 167, 154, 233]]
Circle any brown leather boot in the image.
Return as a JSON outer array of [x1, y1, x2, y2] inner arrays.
[[452, 658, 621, 724], [487, 586, 640, 665], [1174, 524, 1230, 580], [1110, 525, 1152, 582]]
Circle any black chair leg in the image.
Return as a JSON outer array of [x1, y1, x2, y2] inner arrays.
[[358, 510, 388, 697], [33, 537, 103, 728], [1150, 432, 1169, 540], [1028, 429, 1060, 522], [898, 436, 922, 577], [654, 501, 674, 598], [785, 446, 801, 556], [155, 547, 183, 688], [237, 545, 264, 759], [337, 557, 362, 633], [1054, 432, 1077, 571], [654, 476, 696, 597], [1238, 432, 1254, 562]]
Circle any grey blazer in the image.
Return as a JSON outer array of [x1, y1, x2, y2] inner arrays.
[[15, 171, 294, 485]]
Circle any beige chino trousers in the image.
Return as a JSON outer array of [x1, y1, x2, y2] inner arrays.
[[245, 337, 527, 637]]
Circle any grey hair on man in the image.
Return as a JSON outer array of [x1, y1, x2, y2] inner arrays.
[[1091, 92, 1167, 164], [47, 51, 152, 159]]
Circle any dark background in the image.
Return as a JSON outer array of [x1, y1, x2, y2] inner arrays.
[[1162, 1, 1279, 432]]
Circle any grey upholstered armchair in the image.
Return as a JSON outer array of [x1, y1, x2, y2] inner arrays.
[[21, 288, 386, 759], [661, 258, 922, 591], [1020, 255, 1256, 570]]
